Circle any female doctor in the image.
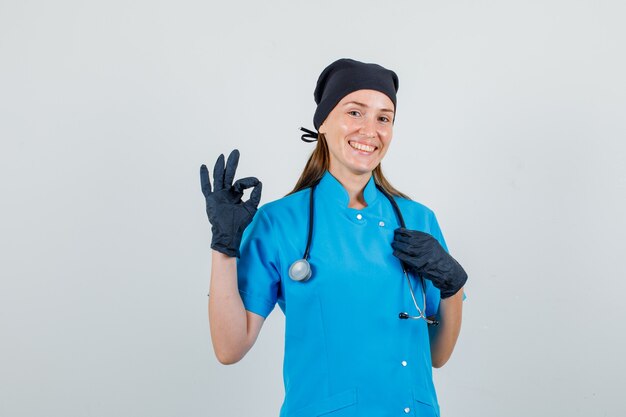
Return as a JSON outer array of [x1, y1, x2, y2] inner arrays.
[[201, 58, 468, 417]]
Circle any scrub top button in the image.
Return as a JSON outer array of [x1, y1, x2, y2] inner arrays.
[[404, 407, 411, 413], [401, 360, 407, 367], [356, 213, 363, 220], [379, 221, 385, 227]]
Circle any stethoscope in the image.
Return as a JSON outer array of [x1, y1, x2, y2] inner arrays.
[[288, 179, 439, 326]]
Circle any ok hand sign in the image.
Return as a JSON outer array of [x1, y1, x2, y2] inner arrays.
[[200, 149, 262, 258]]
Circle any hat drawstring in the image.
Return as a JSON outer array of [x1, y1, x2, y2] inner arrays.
[[300, 127, 319, 143]]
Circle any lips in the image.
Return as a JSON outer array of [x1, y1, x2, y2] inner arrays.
[[348, 140, 377, 153]]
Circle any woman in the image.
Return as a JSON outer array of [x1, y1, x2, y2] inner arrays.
[[201, 58, 467, 417]]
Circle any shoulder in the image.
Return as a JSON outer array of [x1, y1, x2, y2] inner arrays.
[[393, 196, 436, 219], [391, 196, 441, 234], [242, 189, 309, 243], [256, 188, 310, 222]]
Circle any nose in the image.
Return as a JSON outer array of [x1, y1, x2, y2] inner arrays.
[[359, 115, 377, 138]]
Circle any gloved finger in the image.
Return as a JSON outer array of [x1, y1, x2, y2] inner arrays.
[[245, 181, 263, 210], [393, 248, 429, 270], [224, 149, 240, 188], [392, 248, 413, 264], [394, 227, 424, 238], [390, 239, 409, 252], [393, 230, 420, 245], [393, 228, 418, 243], [394, 227, 410, 236], [394, 228, 434, 245], [213, 154, 225, 191], [200, 164, 212, 198], [392, 238, 431, 258], [233, 176, 260, 194]]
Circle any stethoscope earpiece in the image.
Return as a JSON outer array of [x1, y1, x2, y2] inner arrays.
[[289, 259, 312, 282]]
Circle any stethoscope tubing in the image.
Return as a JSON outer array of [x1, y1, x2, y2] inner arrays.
[[290, 179, 438, 326]]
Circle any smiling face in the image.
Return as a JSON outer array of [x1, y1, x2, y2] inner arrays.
[[318, 89, 395, 179]]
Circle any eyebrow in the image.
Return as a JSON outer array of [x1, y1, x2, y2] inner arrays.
[[343, 101, 395, 114]]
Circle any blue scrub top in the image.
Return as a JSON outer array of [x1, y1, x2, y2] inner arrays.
[[237, 170, 449, 417]]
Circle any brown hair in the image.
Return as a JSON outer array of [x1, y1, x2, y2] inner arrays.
[[287, 133, 411, 199]]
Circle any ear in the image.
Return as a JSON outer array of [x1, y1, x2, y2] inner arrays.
[[318, 122, 326, 135]]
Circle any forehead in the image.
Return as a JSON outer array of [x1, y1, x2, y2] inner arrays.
[[337, 89, 395, 111]]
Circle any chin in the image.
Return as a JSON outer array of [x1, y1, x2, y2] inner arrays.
[[348, 165, 377, 176]]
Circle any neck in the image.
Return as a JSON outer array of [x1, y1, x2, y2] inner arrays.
[[328, 166, 372, 209]]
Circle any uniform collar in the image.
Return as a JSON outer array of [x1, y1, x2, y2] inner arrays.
[[316, 170, 379, 208]]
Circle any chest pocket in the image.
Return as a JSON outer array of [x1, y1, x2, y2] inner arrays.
[[288, 388, 357, 417]]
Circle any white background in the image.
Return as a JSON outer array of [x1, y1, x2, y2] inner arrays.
[[1, 1, 625, 416]]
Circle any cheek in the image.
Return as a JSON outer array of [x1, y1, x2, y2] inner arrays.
[[323, 118, 350, 138], [336, 119, 354, 135], [380, 131, 393, 149]]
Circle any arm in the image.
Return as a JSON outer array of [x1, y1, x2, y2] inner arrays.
[[428, 288, 464, 368], [200, 150, 264, 365], [392, 225, 467, 368], [209, 250, 265, 365]]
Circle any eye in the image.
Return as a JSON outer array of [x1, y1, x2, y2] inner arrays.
[[379, 115, 391, 123], [348, 110, 361, 117]]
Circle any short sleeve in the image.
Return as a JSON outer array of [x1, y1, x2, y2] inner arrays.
[[236, 208, 281, 318], [424, 210, 467, 317]]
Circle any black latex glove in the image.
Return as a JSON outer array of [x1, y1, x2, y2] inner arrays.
[[200, 149, 262, 258], [391, 227, 467, 299]]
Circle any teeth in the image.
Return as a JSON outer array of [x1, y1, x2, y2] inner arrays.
[[349, 141, 375, 152]]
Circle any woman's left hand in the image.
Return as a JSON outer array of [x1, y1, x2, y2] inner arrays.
[[391, 227, 467, 299]]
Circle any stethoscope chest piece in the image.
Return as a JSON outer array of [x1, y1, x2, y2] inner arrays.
[[289, 259, 312, 282]]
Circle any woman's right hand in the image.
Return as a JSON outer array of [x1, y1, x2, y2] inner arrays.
[[200, 149, 262, 258]]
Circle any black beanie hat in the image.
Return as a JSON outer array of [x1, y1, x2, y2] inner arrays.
[[313, 58, 399, 131]]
